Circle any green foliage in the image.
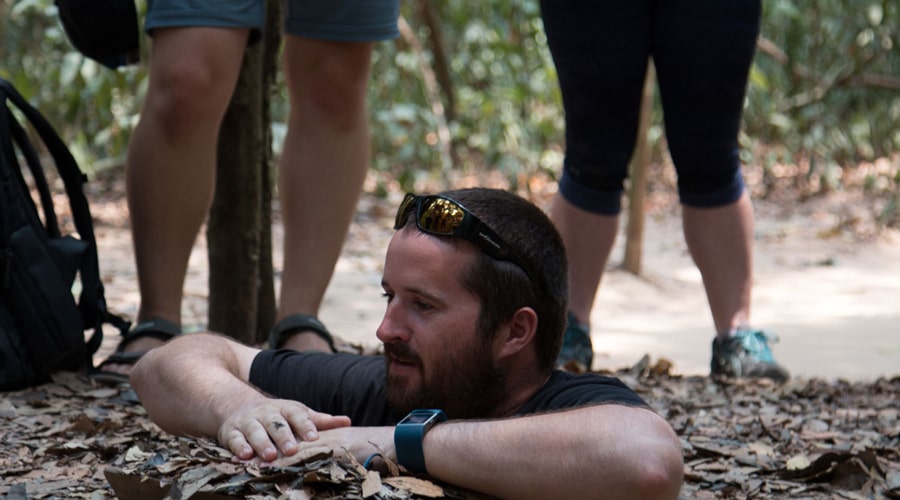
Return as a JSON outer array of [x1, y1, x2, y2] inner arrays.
[[2, 0, 896, 204], [747, 0, 900, 173], [1, 0, 147, 174], [367, 0, 563, 191]]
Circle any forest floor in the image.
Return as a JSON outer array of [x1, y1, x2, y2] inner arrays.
[[1, 164, 899, 498]]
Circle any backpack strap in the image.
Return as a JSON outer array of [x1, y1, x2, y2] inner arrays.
[[7, 114, 61, 238], [0, 79, 128, 357], [0, 87, 12, 288]]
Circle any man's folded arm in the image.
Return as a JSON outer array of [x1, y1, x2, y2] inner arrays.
[[421, 404, 683, 500]]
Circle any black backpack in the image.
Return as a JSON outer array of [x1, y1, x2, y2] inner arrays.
[[0, 79, 129, 391]]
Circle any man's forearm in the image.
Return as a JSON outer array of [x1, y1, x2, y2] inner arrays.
[[131, 333, 261, 437], [422, 404, 683, 500]]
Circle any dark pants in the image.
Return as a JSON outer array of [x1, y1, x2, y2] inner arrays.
[[541, 0, 762, 214]]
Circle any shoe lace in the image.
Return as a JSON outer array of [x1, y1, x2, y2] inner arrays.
[[734, 329, 779, 363]]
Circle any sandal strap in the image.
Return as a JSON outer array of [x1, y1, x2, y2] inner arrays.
[[116, 318, 182, 352], [95, 350, 144, 367], [268, 314, 335, 352], [90, 318, 182, 385]]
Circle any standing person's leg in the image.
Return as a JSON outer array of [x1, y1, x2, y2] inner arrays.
[[275, 37, 373, 352], [129, 27, 249, 333], [541, 0, 653, 371], [269, 1, 400, 352], [654, 0, 787, 380], [95, 2, 259, 379], [549, 200, 618, 333], [682, 194, 754, 335]]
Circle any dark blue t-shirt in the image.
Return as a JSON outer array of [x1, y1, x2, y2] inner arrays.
[[249, 349, 648, 426]]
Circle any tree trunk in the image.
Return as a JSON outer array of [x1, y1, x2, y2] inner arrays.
[[623, 61, 655, 275], [398, 15, 454, 184], [416, 0, 455, 124], [255, 1, 281, 345], [207, 1, 281, 344]]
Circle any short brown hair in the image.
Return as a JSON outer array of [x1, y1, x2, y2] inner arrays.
[[434, 188, 568, 373]]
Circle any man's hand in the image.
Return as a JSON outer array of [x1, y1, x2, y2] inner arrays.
[[217, 399, 352, 462], [251, 426, 395, 469]]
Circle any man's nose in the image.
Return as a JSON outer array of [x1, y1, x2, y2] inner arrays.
[[376, 301, 411, 344]]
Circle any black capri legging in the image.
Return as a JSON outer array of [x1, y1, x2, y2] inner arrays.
[[541, 0, 762, 215]]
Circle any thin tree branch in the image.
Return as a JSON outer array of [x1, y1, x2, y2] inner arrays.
[[397, 15, 454, 184], [756, 35, 899, 111], [416, 0, 456, 123]]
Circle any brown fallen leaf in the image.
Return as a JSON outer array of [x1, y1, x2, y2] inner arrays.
[[383, 476, 445, 498], [361, 470, 383, 498], [778, 450, 886, 486]]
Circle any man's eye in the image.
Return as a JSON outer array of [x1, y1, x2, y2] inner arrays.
[[382, 292, 394, 303], [413, 300, 434, 312]]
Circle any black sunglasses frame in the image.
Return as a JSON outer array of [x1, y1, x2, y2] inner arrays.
[[394, 193, 538, 286]]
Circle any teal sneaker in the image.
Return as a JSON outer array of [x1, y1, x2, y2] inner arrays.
[[711, 328, 789, 382], [556, 312, 593, 372]]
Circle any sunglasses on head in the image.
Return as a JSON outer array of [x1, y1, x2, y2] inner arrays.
[[394, 193, 538, 285]]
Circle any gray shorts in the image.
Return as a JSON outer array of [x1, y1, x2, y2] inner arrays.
[[145, 0, 400, 42]]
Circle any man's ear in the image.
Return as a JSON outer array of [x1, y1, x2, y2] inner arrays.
[[497, 307, 539, 358]]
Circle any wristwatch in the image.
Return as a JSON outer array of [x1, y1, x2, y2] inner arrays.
[[394, 409, 447, 474]]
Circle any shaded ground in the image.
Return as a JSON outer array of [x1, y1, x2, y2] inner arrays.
[[1, 368, 898, 499]]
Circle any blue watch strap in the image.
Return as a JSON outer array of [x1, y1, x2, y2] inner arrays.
[[394, 409, 447, 474]]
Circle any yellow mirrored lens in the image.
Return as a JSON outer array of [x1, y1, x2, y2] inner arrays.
[[420, 198, 465, 234]]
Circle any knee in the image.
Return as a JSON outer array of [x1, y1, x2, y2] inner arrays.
[[674, 154, 746, 208], [298, 71, 369, 126], [287, 49, 372, 127], [143, 62, 234, 134], [558, 154, 630, 215]]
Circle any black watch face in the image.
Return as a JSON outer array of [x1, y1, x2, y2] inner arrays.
[[401, 413, 434, 424]]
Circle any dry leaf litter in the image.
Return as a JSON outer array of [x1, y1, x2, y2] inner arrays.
[[1, 358, 897, 499]]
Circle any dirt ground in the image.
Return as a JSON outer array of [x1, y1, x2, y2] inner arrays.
[[89, 174, 900, 382]]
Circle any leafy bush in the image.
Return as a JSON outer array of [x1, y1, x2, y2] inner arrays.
[[746, 0, 899, 198], [366, 0, 562, 192], [1, 0, 147, 174]]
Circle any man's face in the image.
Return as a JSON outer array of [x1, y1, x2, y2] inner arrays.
[[377, 229, 507, 419]]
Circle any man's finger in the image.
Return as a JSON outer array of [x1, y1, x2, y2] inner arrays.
[[308, 410, 352, 431], [266, 417, 298, 456], [221, 428, 254, 460], [244, 420, 279, 462], [285, 410, 321, 442]]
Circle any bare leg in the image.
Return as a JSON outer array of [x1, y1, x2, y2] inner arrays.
[[690, 193, 789, 381], [682, 192, 754, 338], [105, 27, 248, 374], [550, 194, 619, 328], [276, 36, 374, 352]]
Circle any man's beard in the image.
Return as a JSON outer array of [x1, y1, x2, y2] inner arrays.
[[384, 337, 507, 419]]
